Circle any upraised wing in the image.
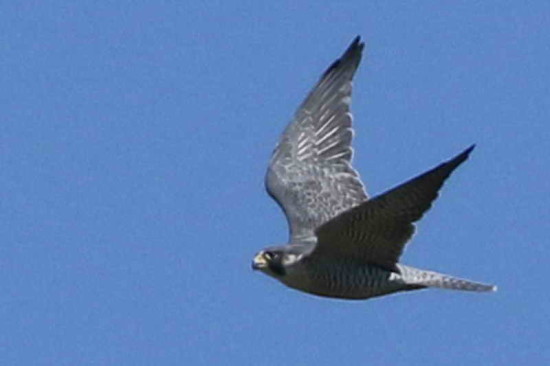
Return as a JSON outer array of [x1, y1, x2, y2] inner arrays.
[[266, 37, 368, 244], [313, 145, 475, 272]]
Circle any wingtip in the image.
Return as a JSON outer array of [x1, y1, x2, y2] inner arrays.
[[338, 35, 365, 62], [348, 35, 365, 54], [320, 36, 364, 79], [454, 144, 476, 164]]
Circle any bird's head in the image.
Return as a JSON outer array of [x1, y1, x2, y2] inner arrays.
[[252, 245, 307, 277]]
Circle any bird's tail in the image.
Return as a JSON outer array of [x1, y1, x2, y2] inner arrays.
[[398, 265, 497, 292]]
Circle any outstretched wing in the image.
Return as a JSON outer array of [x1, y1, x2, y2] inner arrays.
[[313, 145, 475, 272], [266, 37, 368, 244]]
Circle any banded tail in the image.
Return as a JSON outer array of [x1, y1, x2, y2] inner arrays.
[[398, 265, 497, 292]]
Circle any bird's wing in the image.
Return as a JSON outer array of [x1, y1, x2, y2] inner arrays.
[[266, 37, 368, 244], [313, 146, 475, 272]]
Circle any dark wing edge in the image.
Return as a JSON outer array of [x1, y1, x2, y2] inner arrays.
[[266, 36, 368, 243], [299, 36, 364, 117], [313, 145, 476, 271]]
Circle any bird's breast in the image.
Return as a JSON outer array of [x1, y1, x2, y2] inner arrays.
[[280, 260, 408, 300]]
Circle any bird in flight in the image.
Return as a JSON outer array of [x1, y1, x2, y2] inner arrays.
[[252, 36, 496, 300]]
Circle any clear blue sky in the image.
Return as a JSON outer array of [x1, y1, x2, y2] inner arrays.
[[1, 1, 548, 365]]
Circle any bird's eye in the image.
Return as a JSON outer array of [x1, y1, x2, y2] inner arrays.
[[264, 251, 274, 260]]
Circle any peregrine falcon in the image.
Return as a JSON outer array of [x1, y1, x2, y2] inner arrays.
[[252, 36, 496, 300]]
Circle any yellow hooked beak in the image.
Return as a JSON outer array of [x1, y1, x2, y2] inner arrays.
[[252, 252, 267, 270]]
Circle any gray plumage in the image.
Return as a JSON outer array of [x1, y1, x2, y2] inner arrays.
[[253, 36, 496, 300]]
